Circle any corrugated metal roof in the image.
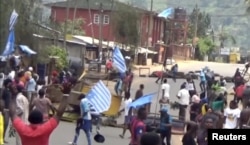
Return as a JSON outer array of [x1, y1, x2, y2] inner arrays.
[[44, 0, 148, 12]]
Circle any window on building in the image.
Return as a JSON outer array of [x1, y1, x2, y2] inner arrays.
[[94, 14, 100, 24], [103, 15, 110, 24]]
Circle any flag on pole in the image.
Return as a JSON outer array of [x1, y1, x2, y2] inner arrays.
[[128, 93, 156, 108], [158, 8, 174, 19], [9, 10, 18, 31], [2, 10, 18, 56], [113, 47, 127, 73], [2, 30, 15, 56], [86, 80, 112, 113]]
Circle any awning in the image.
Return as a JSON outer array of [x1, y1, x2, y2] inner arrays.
[[19, 45, 37, 55]]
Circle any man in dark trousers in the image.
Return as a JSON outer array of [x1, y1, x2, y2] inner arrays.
[[159, 107, 172, 145]]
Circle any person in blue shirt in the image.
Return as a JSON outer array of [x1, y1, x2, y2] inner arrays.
[[199, 69, 206, 92], [69, 94, 92, 145], [159, 107, 172, 145]]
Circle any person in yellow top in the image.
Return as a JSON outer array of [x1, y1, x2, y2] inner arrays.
[[0, 100, 4, 145]]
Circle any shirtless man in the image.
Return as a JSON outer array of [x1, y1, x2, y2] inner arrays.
[[239, 100, 250, 129]]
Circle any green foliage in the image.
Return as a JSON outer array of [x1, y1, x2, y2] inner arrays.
[[0, 0, 45, 52], [198, 37, 215, 57], [38, 45, 68, 70], [112, 5, 140, 46], [218, 27, 237, 48], [188, 7, 211, 39], [60, 18, 85, 35]]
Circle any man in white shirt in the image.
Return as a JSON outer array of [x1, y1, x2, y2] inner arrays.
[[15, 85, 29, 145], [161, 79, 170, 104], [177, 84, 190, 121], [119, 92, 133, 138], [224, 100, 241, 129]]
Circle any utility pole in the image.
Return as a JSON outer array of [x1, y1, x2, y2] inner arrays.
[[72, 0, 78, 34], [97, 3, 103, 72], [63, 0, 70, 50], [87, 0, 95, 44], [194, 4, 199, 39], [146, 0, 153, 61]]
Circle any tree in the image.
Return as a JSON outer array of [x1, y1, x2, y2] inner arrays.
[[246, 0, 250, 13], [112, 5, 140, 46], [218, 26, 236, 48], [188, 7, 211, 39], [38, 45, 68, 70], [0, 0, 44, 52], [197, 37, 215, 60], [60, 18, 85, 35]]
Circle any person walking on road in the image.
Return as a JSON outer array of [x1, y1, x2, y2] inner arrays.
[[119, 92, 133, 138], [177, 84, 190, 121], [160, 79, 170, 106]]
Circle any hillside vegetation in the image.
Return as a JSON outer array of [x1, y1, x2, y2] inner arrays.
[[120, 0, 250, 49]]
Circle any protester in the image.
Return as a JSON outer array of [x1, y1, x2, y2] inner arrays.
[[123, 71, 131, 93], [30, 89, 55, 122], [177, 84, 190, 121], [0, 72, 4, 96], [0, 99, 4, 145], [135, 84, 144, 100], [242, 82, 250, 109], [239, 100, 250, 128], [182, 123, 198, 145], [9, 79, 72, 145], [190, 93, 200, 121], [186, 77, 196, 99], [1, 79, 12, 143], [25, 71, 37, 101], [161, 79, 170, 104], [119, 92, 133, 138], [197, 117, 214, 145], [69, 94, 92, 145], [155, 71, 164, 84], [171, 64, 178, 82], [130, 107, 147, 145], [127, 68, 134, 93], [234, 82, 245, 104], [105, 59, 113, 73], [224, 100, 241, 129], [159, 107, 172, 145], [199, 69, 206, 92], [115, 77, 123, 96], [15, 85, 30, 145], [140, 132, 161, 145]]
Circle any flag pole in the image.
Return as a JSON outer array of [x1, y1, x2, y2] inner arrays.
[[153, 42, 168, 122]]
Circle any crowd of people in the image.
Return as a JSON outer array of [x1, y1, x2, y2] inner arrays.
[[115, 66, 250, 145], [1, 56, 250, 145], [0, 59, 80, 145]]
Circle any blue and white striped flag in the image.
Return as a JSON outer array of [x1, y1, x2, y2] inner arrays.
[[9, 10, 18, 31], [2, 10, 18, 56], [86, 80, 112, 113], [2, 30, 15, 56], [113, 47, 127, 73], [128, 93, 156, 108]]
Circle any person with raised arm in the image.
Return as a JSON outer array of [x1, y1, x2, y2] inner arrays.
[[9, 77, 77, 145]]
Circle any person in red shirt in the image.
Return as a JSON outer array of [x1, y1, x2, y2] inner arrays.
[[130, 107, 147, 145], [105, 59, 113, 73], [8, 78, 77, 145], [235, 82, 245, 104]]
